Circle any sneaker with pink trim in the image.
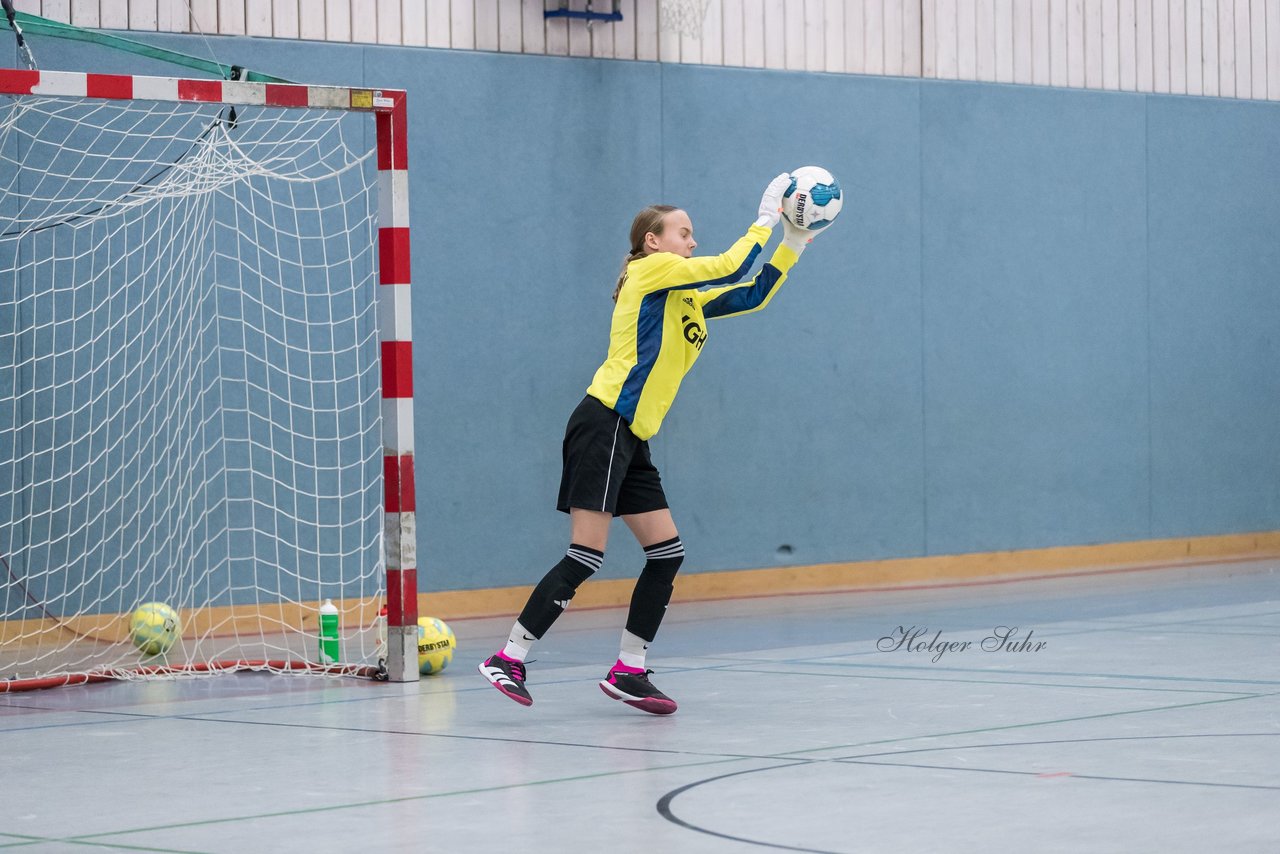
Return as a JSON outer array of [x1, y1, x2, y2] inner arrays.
[[479, 652, 532, 706], [599, 661, 677, 715]]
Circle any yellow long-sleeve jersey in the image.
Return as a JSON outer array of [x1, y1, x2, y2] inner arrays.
[[586, 223, 800, 440]]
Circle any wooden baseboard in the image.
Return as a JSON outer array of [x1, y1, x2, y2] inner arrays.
[[422, 530, 1280, 619], [5, 531, 1278, 646]]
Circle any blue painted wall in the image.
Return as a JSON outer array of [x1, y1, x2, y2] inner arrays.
[[9, 35, 1280, 602]]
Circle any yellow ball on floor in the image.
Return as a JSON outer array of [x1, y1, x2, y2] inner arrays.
[[129, 602, 180, 657], [417, 616, 455, 675]]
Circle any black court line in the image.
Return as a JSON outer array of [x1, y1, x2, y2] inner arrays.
[[837, 757, 1280, 791], [656, 733, 1280, 851], [836, 731, 1280, 762], [656, 761, 845, 854], [708, 664, 1259, 695], [43, 754, 753, 848], [158, 713, 794, 763], [774, 690, 1280, 758], [778, 659, 1280, 686]]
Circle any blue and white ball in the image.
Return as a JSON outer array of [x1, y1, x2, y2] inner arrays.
[[783, 166, 842, 231]]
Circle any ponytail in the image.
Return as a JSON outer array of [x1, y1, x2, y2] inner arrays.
[[612, 204, 678, 303]]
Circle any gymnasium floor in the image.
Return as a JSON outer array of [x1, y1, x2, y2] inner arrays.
[[2, 558, 1277, 853]]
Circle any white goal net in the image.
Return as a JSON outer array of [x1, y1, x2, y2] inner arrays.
[[0, 76, 406, 688]]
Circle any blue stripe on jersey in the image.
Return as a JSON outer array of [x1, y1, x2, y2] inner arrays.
[[614, 290, 667, 422], [614, 245, 764, 422], [702, 262, 783, 319]]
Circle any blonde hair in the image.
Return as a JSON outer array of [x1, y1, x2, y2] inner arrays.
[[612, 204, 678, 302]]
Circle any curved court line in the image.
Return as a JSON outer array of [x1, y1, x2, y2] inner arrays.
[[655, 761, 843, 854], [657, 733, 1280, 850]]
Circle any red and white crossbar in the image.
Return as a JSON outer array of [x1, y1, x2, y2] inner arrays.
[[0, 68, 420, 682]]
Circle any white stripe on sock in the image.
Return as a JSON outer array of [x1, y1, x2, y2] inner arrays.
[[644, 543, 684, 559], [566, 548, 603, 571]]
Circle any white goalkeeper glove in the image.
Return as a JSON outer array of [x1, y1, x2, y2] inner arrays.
[[755, 172, 792, 228], [781, 215, 825, 256]]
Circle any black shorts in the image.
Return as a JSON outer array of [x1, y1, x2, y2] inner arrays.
[[557, 395, 668, 517]]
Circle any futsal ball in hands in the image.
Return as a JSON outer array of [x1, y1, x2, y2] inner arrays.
[[783, 166, 843, 231], [129, 602, 180, 657], [416, 617, 456, 675]]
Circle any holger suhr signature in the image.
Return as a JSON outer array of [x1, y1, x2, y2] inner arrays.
[[877, 626, 1047, 663]]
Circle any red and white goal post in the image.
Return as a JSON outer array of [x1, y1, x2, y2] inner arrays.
[[0, 68, 420, 690]]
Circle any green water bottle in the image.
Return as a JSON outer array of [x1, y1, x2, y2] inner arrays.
[[319, 599, 340, 664]]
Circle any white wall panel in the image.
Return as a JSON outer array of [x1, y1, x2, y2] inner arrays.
[[1249, 0, 1266, 95], [1049, 0, 1067, 86], [866, 0, 886, 75], [1215, 0, 1230, 94], [1011, 0, 1032, 82], [1066, 0, 1084, 88], [1085, 0, 1103, 89], [71, 0, 101, 27], [821, 0, 843, 71], [25, 1, 1280, 101], [634, 0, 658, 61], [904, 0, 922, 72], [1234, 0, 1250, 97], [1101, 0, 1120, 89], [567, 4, 591, 57], [245, 0, 271, 36], [129, 0, 158, 30], [851, 0, 868, 73], [451, 0, 475, 51], [702, 0, 724, 66], [957, 0, 978, 80], [783, 0, 805, 70], [994, 0, 1013, 81], [474, 0, 498, 51], [1170, 0, 1187, 92], [218, 0, 245, 35], [99, 0, 126, 29], [885, 0, 905, 73], [1269, 0, 1280, 98], [352, 0, 378, 45], [1185, 0, 1203, 94], [518, 0, 543, 53], [934, 0, 959, 78], [1137, 0, 1154, 90], [324, 0, 351, 42], [1204, 0, 1221, 95], [1154, 0, 1170, 92], [1031, 0, 1049, 82]]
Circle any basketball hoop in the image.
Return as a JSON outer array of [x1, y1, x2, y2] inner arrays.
[[659, 0, 711, 40]]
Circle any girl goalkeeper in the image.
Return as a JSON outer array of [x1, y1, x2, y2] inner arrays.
[[479, 173, 820, 715]]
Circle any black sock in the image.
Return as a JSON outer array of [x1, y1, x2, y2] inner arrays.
[[516, 544, 604, 638], [624, 537, 684, 642]]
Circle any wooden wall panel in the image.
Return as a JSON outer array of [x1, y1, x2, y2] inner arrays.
[[20, 1, 1280, 100]]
